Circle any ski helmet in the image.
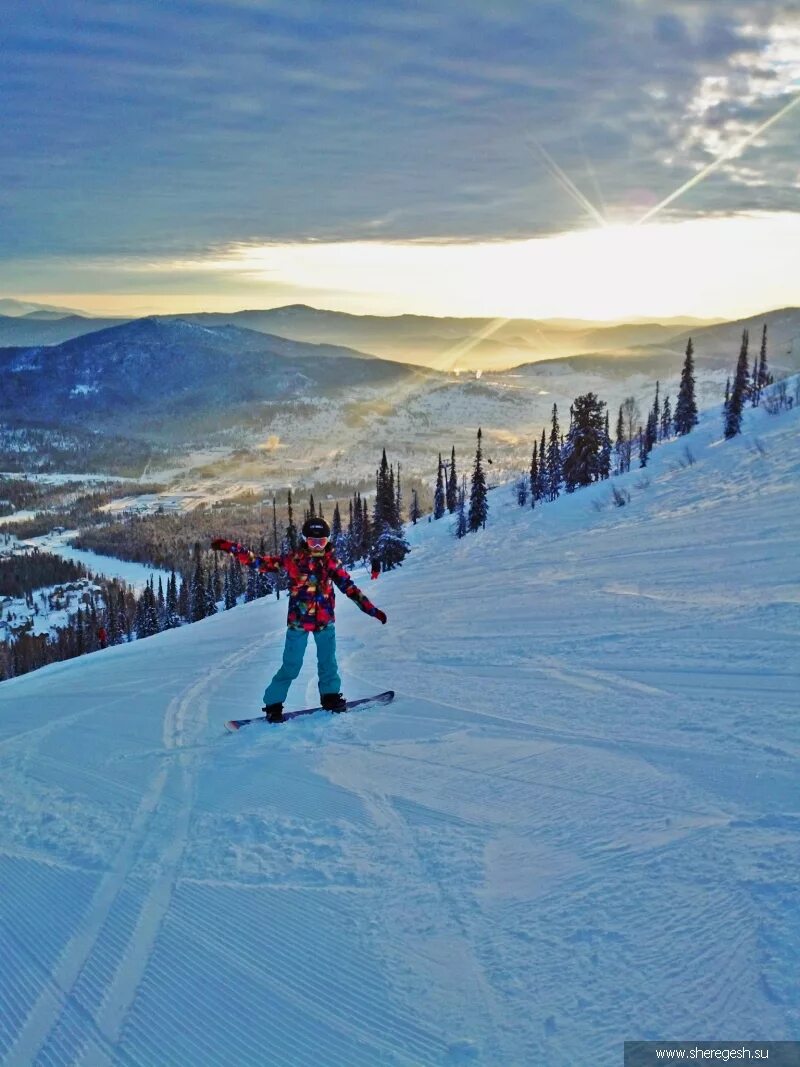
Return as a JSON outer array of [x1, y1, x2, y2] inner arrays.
[[301, 517, 331, 541]]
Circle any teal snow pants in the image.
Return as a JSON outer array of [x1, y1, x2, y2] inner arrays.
[[262, 625, 342, 706]]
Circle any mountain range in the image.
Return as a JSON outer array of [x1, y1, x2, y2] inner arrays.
[[0, 318, 438, 440], [1, 302, 797, 484], [0, 302, 728, 369]]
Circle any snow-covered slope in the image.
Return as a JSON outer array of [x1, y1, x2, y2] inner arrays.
[[1, 397, 798, 1066]]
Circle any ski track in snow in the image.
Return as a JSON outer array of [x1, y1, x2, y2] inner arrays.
[[1, 396, 799, 1065]]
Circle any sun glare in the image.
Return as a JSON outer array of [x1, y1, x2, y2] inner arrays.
[[186, 212, 800, 321]]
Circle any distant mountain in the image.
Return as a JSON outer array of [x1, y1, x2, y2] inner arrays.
[[0, 301, 769, 371], [173, 305, 703, 371], [512, 307, 800, 381], [0, 313, 127, 347], [0, 298, 89, 317], [0, 317, 439, 442]]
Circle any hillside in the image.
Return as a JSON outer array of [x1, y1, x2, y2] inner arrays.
[[1, 392, 798, 1065], [0, 317, 438, 441]]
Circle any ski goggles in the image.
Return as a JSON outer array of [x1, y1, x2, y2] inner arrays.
[[305, 535, 329, 549]]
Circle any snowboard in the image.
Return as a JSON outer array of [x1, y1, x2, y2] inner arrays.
[[224, 690, 395, 732]]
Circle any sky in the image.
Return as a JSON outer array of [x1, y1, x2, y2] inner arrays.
[[1, 0, 799, 322]]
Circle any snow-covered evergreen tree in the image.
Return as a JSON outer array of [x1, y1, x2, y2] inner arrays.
[[204, 572, 218, 616], [372, 449, 409, 571], [468, 428, 489, 531], [284, 489, 298, 552], [562, 392, 606, 492], [446, 446, 458, 514], [455, 477, 467, 538], [599, 410, 612, 480], [529, 442, 539, 508], [190, 543, 207, 622], [536, 428, 548, 500], [360, 497, 372, 561], [660, 395, 672, 441], [223, 565, 236, 610], [752, 324, 771, 406], [410, 489, 420, 525], [615, 403, 625, 474], [675, 338, 698, 435], [433, 454, 446, 519], [546, 405, 562, 501], [725, 330, 751, 439], [245, 566, 258, 603], [255, 538, 272, 598]]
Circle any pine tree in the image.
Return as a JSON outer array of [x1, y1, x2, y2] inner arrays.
[[529, 441, 539, 508], [223, 565, 236, 609], [330, 501, 346, 561], [136, 583, 160, 638], [675, 337, 698, 435], [190, 542, 206, 622], [724, 330, 751, 439], [372, 449, 409, 571], [433, 454, 446, 519], [107, 586, 122, 644], [660, 395, 672, 440], [212, 556, 223, 603], [637, 428, 648, 468], [255, 538, 272, 598], [753, 324, 770, 406], [641, 381, 659, 464], [360, 497, 372, 561], [177, 573, 190, 622], [536, 428, 548, 500], [455, 477, 467, 538], [410, 488, 420, 525], [204, 572, 218, 616], [562, 393, 606, 491], [644, 382, 660, 455], [599, 410, 612, 480], [344, 498, 356, 565], [615, 403, 625, 474], [546, 405, 562, 501], [308, 493, 316, 519], [157, 577, 166, 628], [272, 498, 280, 555], [446, 446, 458, 513], [245, 566, 258, 602], [348, 494, 362, 563], [468, 427, 489, 531], [284, 489, 298, 551]]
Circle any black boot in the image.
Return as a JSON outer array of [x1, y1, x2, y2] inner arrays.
[[320, 692, 347, 712], [263, 702, 284, 723]]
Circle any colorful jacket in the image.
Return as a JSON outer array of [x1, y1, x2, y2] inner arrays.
[[211, 539, 379, 632]]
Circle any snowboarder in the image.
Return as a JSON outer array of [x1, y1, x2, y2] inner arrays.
[[211, 517, 387, 722]]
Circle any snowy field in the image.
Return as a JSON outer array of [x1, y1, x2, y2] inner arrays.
[[27, 530, 173, 595], [0, 397, 798, 1065]]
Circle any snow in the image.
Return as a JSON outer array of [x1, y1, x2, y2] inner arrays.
[[29, 529, 173, 593], [0, 395, 798, 1065]]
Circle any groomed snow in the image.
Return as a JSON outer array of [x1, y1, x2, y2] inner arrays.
[[0, 396, 798, 1065]]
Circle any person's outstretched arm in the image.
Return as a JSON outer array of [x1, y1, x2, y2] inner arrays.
[[328, 555, 387, 623], [211, 538, 283, 574]]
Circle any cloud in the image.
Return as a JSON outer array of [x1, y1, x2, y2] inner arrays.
[[1, 0, 798, 275]]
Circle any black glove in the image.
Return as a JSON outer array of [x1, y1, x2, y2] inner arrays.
[[374, 608, 387, 625]]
